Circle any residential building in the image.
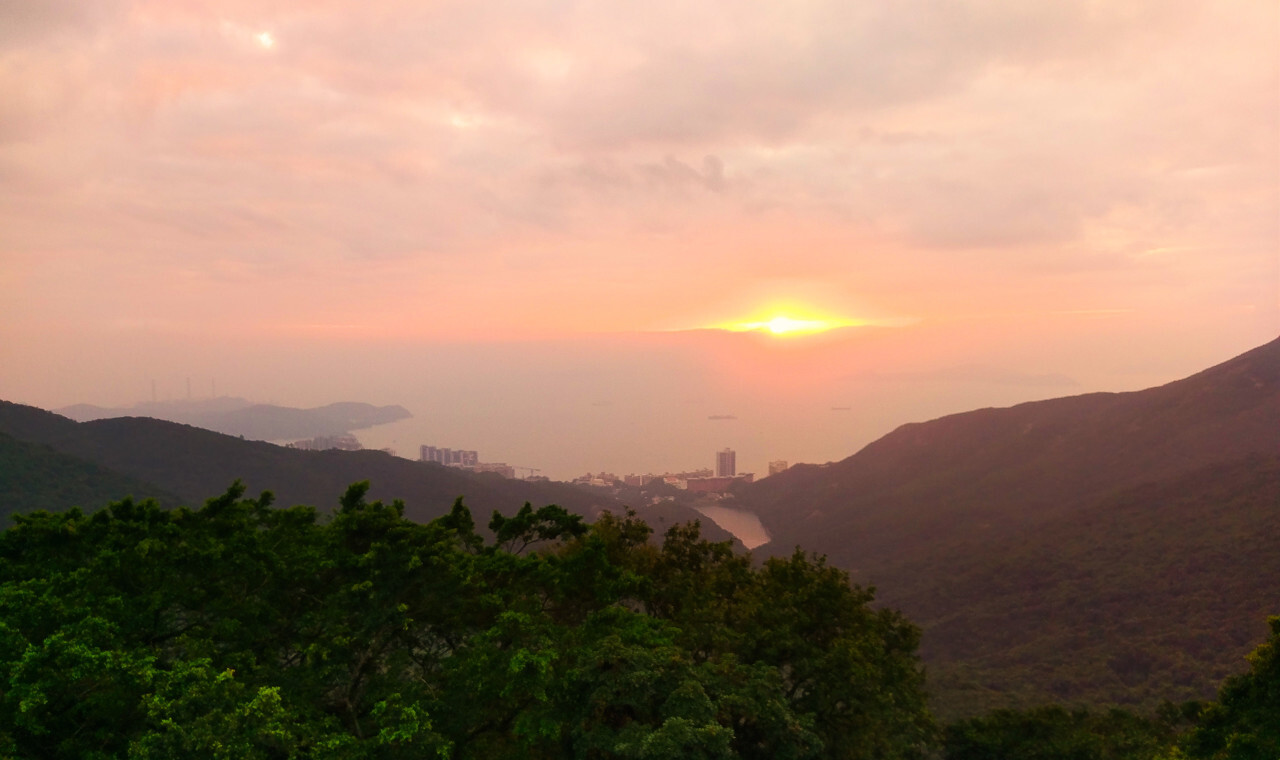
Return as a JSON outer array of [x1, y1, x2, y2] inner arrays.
[[289, 434, 362, 451], [686, 473, 754, 494], [419, 445, 479, 467], [716, 448, 736, 477]]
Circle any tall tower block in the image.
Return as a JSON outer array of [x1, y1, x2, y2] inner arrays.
[[716, 448, 736, 477]]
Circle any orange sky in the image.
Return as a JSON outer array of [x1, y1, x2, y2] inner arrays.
[[1, 0, 1277, 478]]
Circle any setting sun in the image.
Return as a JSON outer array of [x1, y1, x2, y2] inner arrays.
[[716, 310, 864, 336]]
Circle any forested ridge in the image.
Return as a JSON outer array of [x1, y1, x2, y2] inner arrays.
[[0, 400, 731, 543], [736, 337, 1280, 715], [1, 485, 1276, 759], [0, 483, 931, 759], [3, 336, 1276, 724]]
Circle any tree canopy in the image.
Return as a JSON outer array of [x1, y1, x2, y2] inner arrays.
[[5, 481, 1275, 759], [0, 483, 933, 759], [1175, 616, 1280, 760]]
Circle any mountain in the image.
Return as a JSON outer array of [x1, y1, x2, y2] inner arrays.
[[922, 453, 1278, 711], [735, 335, 1280, 716], [0, 432, 181, 523], [56, 398, 412, 441], [744, 336, 1278, 566], [0, 402, 730, 542]]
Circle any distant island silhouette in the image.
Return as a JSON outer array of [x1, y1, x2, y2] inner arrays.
[[57, 398, 411, 441]]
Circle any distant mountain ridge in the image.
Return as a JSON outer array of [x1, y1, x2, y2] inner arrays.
[[6, 337, 1277, 717], [0, 402, 731, 543], [735, 334, 1280, 715], [744, 335, 1279, 568], [56, 398, 411, 441]]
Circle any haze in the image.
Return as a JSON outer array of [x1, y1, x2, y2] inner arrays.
[[2, 0, 1276, 479]]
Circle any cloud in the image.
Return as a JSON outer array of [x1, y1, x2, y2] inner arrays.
[[0, 0, 1274, 343], [0, 0, 126, 48]]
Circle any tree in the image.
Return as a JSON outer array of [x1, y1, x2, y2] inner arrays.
[[943, 705, 1175, 760], [0, 485, 935, 759], [1178, 616, 1280, 760]]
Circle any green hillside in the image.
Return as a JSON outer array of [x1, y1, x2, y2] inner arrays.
[[0, 401, 731, 542], [735, 336, 1280, 717], [912, 454, 1280, 716], [0, 432, 178, 523]]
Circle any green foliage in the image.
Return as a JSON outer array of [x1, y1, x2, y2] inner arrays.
[[0, 431, 177, 523], [131, 660, 299, 760], [0, 485, 933, 759], [937, 618, 1280, 760], [1177, 616, 1280, 760], [942, 705, 1177, 760], [915, 456, 1280, 718]]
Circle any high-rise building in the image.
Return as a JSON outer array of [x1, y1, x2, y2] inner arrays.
[[716, 448, 736, 477], [419, 444, 479, 467]]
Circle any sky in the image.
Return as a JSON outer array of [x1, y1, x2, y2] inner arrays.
[[2, 0, 1277, 480]]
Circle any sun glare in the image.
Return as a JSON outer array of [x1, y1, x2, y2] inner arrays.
[[716, 310, 863, 336], [256, 31, 275, 48]]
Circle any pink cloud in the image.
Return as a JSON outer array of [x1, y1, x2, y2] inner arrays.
[[0, 0, 1274, 359]]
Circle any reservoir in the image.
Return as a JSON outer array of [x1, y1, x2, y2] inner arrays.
[[692, 505, 771, 550]]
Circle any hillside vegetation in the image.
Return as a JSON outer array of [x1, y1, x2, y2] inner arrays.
[[0, 433, 178, 522], [2, 337, 1276, 735], [914, 454, 1280, 715], [736, 336, 1280, 715], [0, 485, 931, 759], [1, 486, 1275, 759], [0, 401, 729, 541]]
